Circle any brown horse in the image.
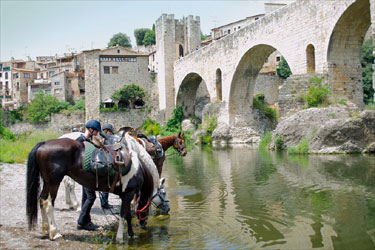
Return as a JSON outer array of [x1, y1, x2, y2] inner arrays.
[[26, 138, 155, 243], [154, 132, 187, 177]]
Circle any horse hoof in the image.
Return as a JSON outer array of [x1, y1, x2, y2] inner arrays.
[[49, 232, 62, 240], [116, 237, 124, 244]]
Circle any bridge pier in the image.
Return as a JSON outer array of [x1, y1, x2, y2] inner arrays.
[[371, 0, 375, 102]]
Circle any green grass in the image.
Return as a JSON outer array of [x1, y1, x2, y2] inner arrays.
[[259, 131, 272, 150], [0, 129, 60, 163], [288, 138, 309, 154]]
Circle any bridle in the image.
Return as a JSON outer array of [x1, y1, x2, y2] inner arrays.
[[173, 136, 186, 155], [151, 189, 170, 210], [136, 200, 150, 221]]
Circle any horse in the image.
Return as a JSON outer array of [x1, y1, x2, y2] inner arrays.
[[26, 137, 168, 243], [154, 132, 187, 177]]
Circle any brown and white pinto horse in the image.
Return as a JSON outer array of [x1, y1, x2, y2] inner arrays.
[[26, 138, 155, 243]]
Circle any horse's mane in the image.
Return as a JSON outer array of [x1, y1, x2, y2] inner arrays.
[[138, 157, 154, 200]]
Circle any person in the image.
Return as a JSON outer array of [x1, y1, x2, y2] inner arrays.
[[99, 123, 115, 210], [76, 120, 102, 231]]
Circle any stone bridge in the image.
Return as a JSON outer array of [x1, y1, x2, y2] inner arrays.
[[174, 0, 374, 126]]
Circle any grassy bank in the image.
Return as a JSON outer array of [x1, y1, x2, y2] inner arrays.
[[0, 129, 60, 163]]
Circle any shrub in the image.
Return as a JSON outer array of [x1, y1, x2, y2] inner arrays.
[[259, 131, 272, 150], [199, 115, 217, 144], [304, 84, 330, 108], [112, 83, 145, 108], [142, 117, 161, 136], [288, 138, 309, 154], [166, 106, 184, 133], [276, 57, 292, 79], [275, 135, 284, 150], [253, 94, 278, 122]]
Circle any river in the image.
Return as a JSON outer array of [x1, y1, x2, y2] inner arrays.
[[122, 146, 375, 249]]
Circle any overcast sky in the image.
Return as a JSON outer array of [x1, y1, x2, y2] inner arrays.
[[0, 0, 293, 61]]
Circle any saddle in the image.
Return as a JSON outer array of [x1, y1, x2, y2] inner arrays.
[[90, 142, 132, 191], [137, 134, 164, 159]]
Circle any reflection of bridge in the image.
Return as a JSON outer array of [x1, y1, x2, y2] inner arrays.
[[174, 0, 374, 125]]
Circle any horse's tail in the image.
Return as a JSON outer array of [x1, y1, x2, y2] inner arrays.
[[26, 141, 45, 230]]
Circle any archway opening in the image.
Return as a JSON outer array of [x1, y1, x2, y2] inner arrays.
[[327, 0, 371, 107], [306, 44, 316, 74], [176, 73, 210, 121], [229, 44, 290, 125], [216, 68, 222, 102]]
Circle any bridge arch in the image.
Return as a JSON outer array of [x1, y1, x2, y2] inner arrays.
[[229, 44, 290, 122], [176, 72, 210, 118], [327, 0, 371, 106]]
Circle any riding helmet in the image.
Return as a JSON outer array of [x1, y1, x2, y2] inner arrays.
[[85, 120, 102, 132], [102, 123, 114, 132]]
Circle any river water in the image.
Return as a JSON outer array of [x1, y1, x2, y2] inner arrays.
[[122, 146, 375, 249]]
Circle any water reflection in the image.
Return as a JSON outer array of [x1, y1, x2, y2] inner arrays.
[[114, 147, 375, 249]]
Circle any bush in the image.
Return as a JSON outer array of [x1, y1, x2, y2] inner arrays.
[[253, 94, 278, 122], [259, 131, 272, 150], [288, 138, 309, 154], [199, 115, 217, 144], [165, 106, 184, 133], [276, 57, 292, 79], [275, 135, 284, 150], [304, 84, 330, 108], [112, 83, 145, 108], [362, 39, 374, 104], [73, 98, 85, 111], [142, 117, 161, 136]]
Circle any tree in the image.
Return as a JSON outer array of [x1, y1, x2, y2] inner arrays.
[[143, 30, 156, 46], [361, 38, 374, 104], [201, 31, 207, 41], [108, 33, 132, 48], [111, 83, 146, 108], [26, 91, 67, 122], [134, 28, 151, 46], [277, 57, 292, 79]]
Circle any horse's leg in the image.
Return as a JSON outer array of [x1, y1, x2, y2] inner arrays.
[[64, 177, 80, 211], [39, 184, 49, 235], [45, 184, 62, 240]]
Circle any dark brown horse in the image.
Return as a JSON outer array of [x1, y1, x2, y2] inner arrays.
[[26, 138, 155, 243], [154, 132, 187, 177]]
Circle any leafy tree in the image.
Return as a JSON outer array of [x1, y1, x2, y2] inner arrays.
[[361, 38, 374, 104], [201, 32, 207, 41], [108, 32, 132, 48], [277, 57, 292, 79], [134, 28, 151, 46], [73, 98, 85, 111], [143, 30, 156, 46], [26, 91, 66, 123], [111, 83, 145, 107]]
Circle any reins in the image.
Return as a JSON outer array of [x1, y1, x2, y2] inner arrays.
[[136, 200, 150, 221]]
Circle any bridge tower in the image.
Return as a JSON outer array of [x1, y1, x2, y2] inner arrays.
[[155, 14, 201, 120]]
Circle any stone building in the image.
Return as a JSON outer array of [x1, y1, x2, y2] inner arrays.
[[81, 45, 159, 122]]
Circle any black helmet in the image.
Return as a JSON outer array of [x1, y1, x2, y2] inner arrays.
[[102, 123, 114, 132], [85, 120, 101, 132]]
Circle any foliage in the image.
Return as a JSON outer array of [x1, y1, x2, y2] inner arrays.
[[108, 32, 132, 48], [362, 39, 374, 104], [288, 138, 309, 154], [73, 98, 85, 111], [304, 83, 330, 108], [26, 91, 67, 123], [143, 30, 156, 46], [365, 103, 375, 110], [142, 117, 161, 136], [0, 129, 59, 163], [111, 83, 145, 107], [199, 115, 217, 145], [275, 135, 284, 150], [259, 131, 272, 150], [201, 32, 207, 41], [9, 106, 25, 124], [253, 94, 278, 122], [0, 125, 15, 141], [165, 106, 184, 133], [134, 28, 151, 46], [276, 57, 292, 79]]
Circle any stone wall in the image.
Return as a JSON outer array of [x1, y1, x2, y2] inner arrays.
[[254, 74, 284, 105]]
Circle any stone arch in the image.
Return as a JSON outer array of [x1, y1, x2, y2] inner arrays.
[[229, 44, 289, 124], [306, 44, 316, 74], [176, 72, 210, 119], [216, 68, 222, 102], [327, 0, 371, 107]]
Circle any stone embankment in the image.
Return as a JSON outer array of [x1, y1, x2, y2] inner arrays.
[[270, 106, 375, 153]]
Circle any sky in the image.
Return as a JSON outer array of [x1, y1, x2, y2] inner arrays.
[[0, 0, 293, 61]]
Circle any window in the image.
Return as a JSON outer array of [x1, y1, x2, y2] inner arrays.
[[68, 80, 72, 84], [5, 72, 8, 79], [276, 56, 281, 62], [13, 73, 18, 79], [125, 57, 136, 62], [32, 73, 37, 79], [234, 28, 236, 31], [238, 26, 241, 29], [255, 17, 259, 20], [49, 71, 55, 76], [26, 82, 28, 87], [117, 49, 120, 53], [104, 66, 110, 74], [54, 88, 62, 94], [23, 73, 30, 78], [16, 82, 20, 91], [112, 67, 119, 74], [0, 73, 2, 77], [54, 81, 60, 85], [5, 81, 8, 89], [227, 29, 230, 34]]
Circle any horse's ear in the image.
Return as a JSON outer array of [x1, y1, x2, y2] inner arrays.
[[160, 178, 165, 185]]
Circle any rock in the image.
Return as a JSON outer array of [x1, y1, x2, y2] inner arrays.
[[364, 142, 375, 153], [229, 127, 262, 144], [181, 119, 195, 131], [272, 106, 375, 153], [194, 97, 210, 120]]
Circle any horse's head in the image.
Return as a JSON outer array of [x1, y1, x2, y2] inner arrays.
[[152, 178, 170, 215], [135, 197, 151, 228], [173, 132, 187, 156]]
